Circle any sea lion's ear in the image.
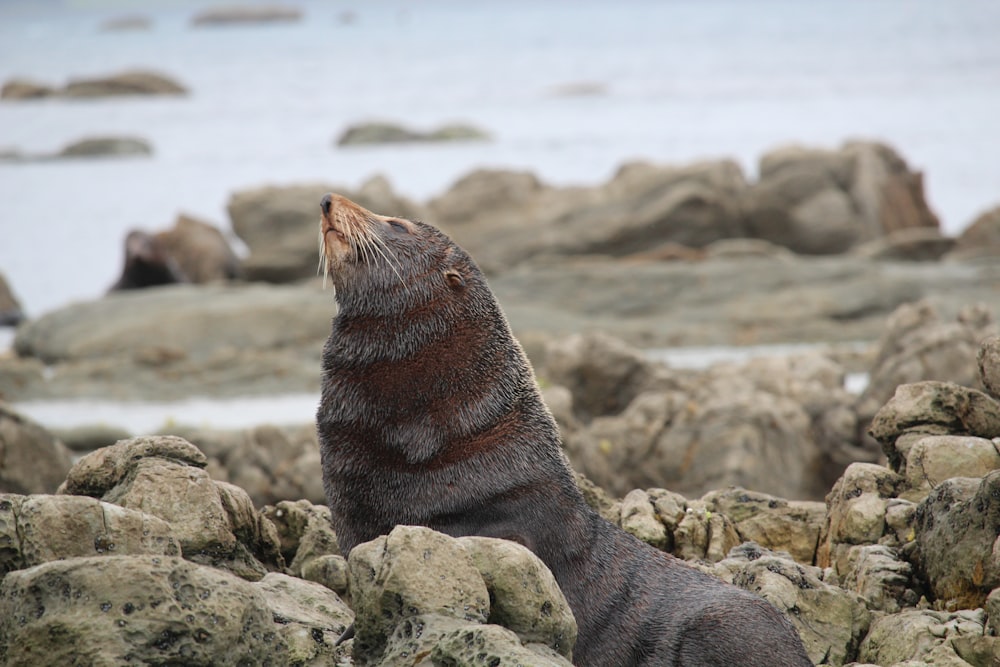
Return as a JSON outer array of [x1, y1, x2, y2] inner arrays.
[[444, 270, 466, 290]]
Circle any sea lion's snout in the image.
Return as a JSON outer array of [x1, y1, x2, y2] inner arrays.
[[320, 193, 333, 217]]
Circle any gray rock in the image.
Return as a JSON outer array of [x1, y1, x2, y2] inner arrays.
[[870, 381, 1000, 470], [0, 78, 54, 100], [0, 403, 73, 494], [897, 434, 1000, 502], [253, 572, 353, 664], [61, 69, 187, 97], [0, 494, 179, 574], [820, 462, 903, 577], [673, 501, 741, 563], [0, 555, 289, 666], [979, 335, 1000, 399], [99, 15, 151, 31], [191, 5, 301, 26], [347, 525, 490, 663], [720, 544, 871, 666], [57, 136, 152, 158], [701, 487, 826, 565], [913, 471, 1000, 609], [854, 227, 955, 261], [60, 436, 283, 580], [336, 121, 491, 146], [858, 608, 994, 666], [619, 489, 670, 550], [857, 301, 997, 446], [949, 204, 1000, 261], [839, 544, 917, 613], [458, 536, 577, 659]]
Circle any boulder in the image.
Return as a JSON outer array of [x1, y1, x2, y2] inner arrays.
[[561, 342, 858, 501], [853, 226, 955, 261], [0, 556, 292, 665], [170, 423, 323, 506], [896, 434, 1000, 501], [701, 487, 826, 565], [227, 177, 426, 282], [743, 141, 940, 254], [0, 271, 24, 326], [718, 544, 871, 666], [949, 204, 1000, 261], [838, 544, 917, 614], [819, 462, 904, 576], [0, 403, 73, 494], [60, 436, 283, 580], [336, 121, 491, 146], [62, 69, 187, 97], [191, 5, 303, 26], [856, 301, 997, 446], [346, 525, 491, 662], [912, 471, 1000, 609], [979, 335, 1000, 399], [0, 494, 179, 574], [99, 15, 152, 31], [858, 608, 996, 666], [6, 283, 330, 400], [869, 381, 1000, 472], [57, 136, 152, 158], [155, 214, 243, 283], [0, 78, 55, 100], [458, 536, 577, 659]]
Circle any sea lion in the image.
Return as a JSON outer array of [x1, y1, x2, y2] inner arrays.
[[109, 229, 188, 291], [315, 194, 813, 666]]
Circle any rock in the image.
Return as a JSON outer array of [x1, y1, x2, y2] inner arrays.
[[673, 501, 741, 562], [62, 69, 187, 97], [50, 424, 133, 453], [191, 5, 303, 26], [171, 423, 323, 506], [60, 436, 283, 580], [546, 81, 608, 97], [949, 204, 1000, 261], [0, 494, 179, 574], [838, 544, 917, 613], [57, 136, 152, 158], [979, 335, 1000, 399], [701, 487, 826, 565], [458, 536, 577, 659], [870, 381, 1000, 471], [99, 15, 152, 31], [0, 403, 73, 494], [0, 555, 293, 665], [542, 332, 672, 420], [253, 572, 353, 663], [0, 78, 55, 100], [565, 347, 858, 501], [719, 544, 871, 666], [155, 214, 243, 283], [896, 434, 1000, 501], [347, 525, 490, 663], [858, 608, 994, 666], [744, 141, 940, 254], [6, 283, 330, 400], [854, 226, 955, 261], [856, 301, 997, 446], [336, 121, 490, 146], [819, 462, 904, 576], [228, 178, 425, 282], [0, 271, 25, 326], [913, 471, 1000, 609], [619, 489, 669, 550]]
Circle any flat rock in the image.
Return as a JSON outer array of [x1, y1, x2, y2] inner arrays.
[[0, 403, 73, 494]]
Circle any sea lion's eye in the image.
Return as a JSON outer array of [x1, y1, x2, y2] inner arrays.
[[388, 220, 409, 233]]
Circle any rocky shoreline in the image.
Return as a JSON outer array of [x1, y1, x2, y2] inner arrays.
[[1, 333, 999, 665]]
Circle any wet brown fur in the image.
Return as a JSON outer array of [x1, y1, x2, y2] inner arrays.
[[316, 194, 813, 666]]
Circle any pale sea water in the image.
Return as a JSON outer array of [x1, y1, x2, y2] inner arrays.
[[0, 0, 995, 429], [2, 0, 999, 319]]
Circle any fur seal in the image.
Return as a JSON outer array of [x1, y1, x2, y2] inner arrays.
[[316, 194, 812, 666], [109, 229, 188, 291]]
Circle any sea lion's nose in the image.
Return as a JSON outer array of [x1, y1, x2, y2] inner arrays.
[[320, 194, 332, 216]]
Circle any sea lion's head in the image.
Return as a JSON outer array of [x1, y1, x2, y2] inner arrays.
[[319, 193, 478, 316]]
